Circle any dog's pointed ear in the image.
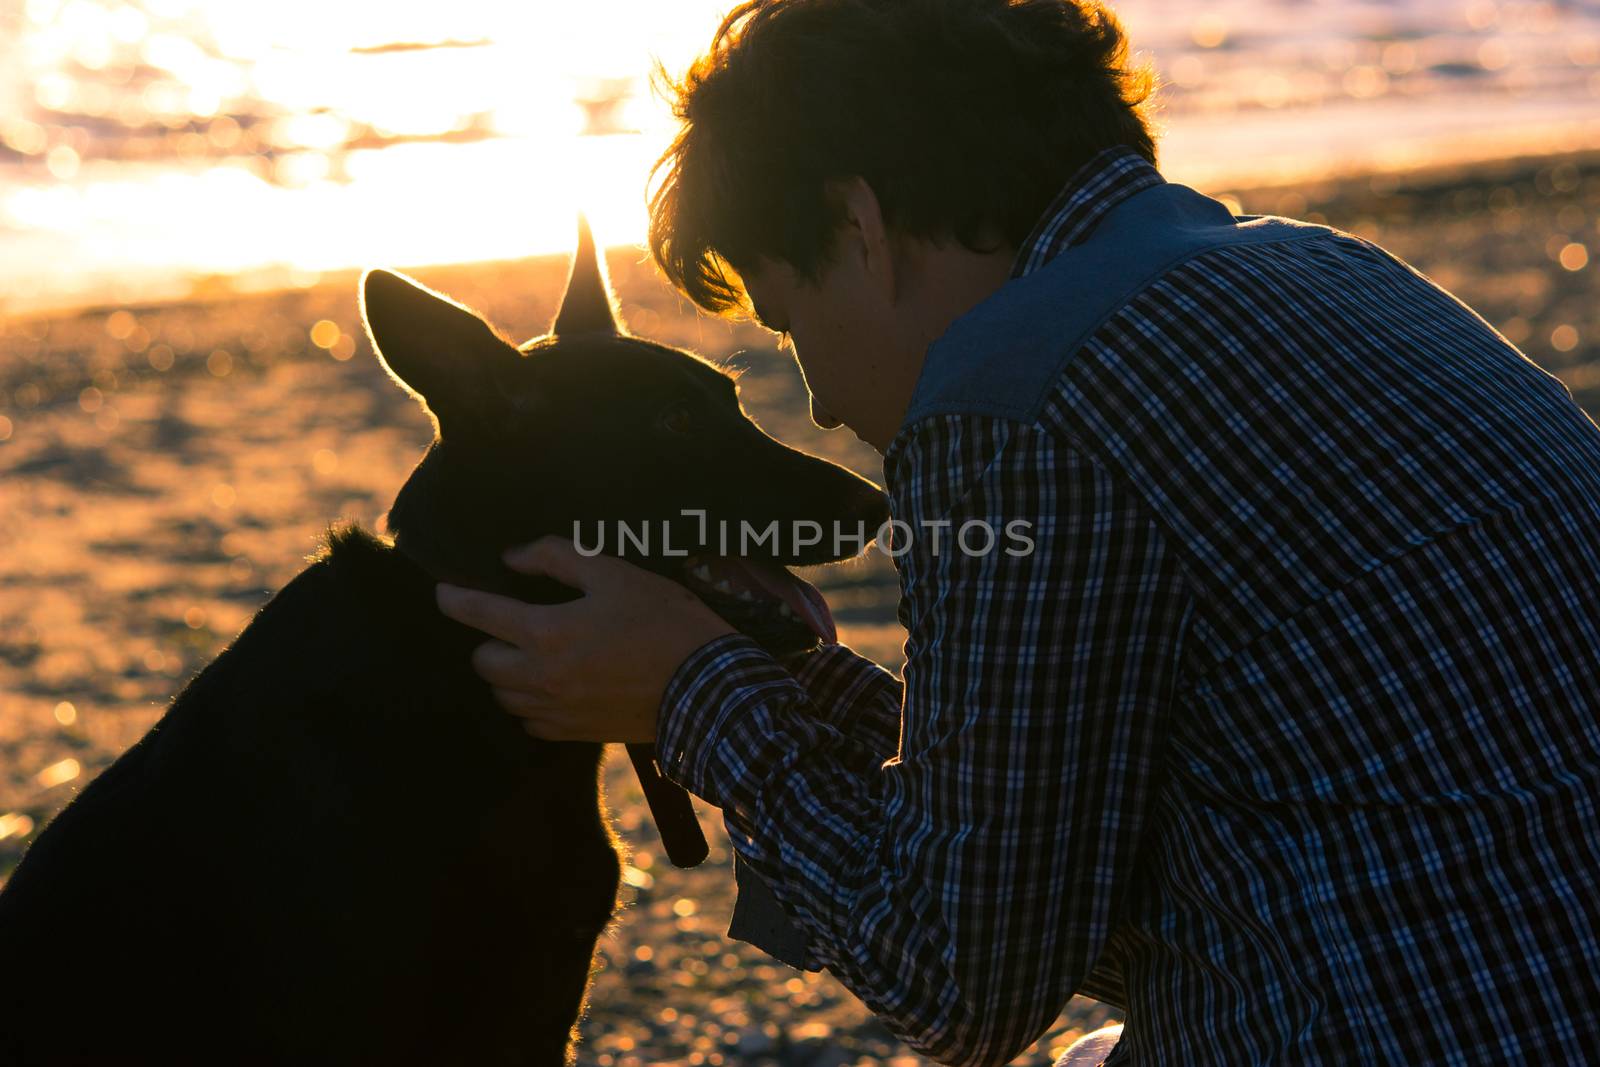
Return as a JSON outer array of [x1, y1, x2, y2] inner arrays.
[[361, 269, 520, 423], [552, 215, 623, 335]]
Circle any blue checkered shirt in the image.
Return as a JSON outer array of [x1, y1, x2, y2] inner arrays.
[[657, 146, 1600, 1066]]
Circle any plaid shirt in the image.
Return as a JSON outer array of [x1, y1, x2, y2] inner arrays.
[[657, 147, 1600, 1066]]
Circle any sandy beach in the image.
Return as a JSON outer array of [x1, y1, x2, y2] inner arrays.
[[2, 149, 1597, 1065]]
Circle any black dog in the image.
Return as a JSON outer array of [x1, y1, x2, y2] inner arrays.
[[0, 225, 888, 1065]]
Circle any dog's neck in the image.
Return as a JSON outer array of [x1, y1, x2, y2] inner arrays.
[[389, 524, 578, 607], [390, 525, 486, 589], [384, 449, 574, 601]]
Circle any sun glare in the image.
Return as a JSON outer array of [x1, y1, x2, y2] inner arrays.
[[3, 0, 1600, 312], [0, 0, 733, 309]]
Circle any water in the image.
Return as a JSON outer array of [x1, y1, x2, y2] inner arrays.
[[2, 0, 1598, 314], [1123, 0, 1600, 186]]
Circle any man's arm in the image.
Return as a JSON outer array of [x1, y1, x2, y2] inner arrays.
[[727, 643, 905, 969], [784, 642, 904, 762], [657, 416, 1195, 1067]]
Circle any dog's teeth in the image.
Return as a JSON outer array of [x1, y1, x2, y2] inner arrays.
[[777, 602, 796, 618], [691, 565, 712, 581], [737, 590, 756, 602], [712, 580, 733, 593]]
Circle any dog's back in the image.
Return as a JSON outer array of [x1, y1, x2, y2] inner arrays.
[[0, 232, 889, 1063], [0, 527, 620, 1065]]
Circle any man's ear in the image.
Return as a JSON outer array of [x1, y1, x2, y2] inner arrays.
[[829, 176, 898, 301], [360, 269, 521, 425]]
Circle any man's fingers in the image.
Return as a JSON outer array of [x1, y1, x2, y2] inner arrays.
[[522, 717, 565, 740], [492, 686, 547, 718], [499, 693, 575, 741], [501, 536, 606, 590], [436, 583, 553, 645], [470, 640, 536, 691]]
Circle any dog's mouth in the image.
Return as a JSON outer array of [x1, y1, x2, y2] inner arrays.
[[678, 554, 836, 655]]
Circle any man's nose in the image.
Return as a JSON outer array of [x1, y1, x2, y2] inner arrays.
[[809, 395, 843, 430]]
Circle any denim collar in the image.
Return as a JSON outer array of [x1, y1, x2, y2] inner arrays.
[[1008, 145, 1167, 279]]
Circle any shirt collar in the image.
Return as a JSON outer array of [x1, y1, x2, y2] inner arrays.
[[1008, 146, 1166, 279]]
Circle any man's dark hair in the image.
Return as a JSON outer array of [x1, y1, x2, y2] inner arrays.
[[648, 0, 1159, 314]]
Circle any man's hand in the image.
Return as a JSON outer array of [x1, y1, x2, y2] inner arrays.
[[434, 537, 736, 742]]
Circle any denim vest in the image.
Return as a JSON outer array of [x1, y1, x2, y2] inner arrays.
[[902, 182, 1334, 429]]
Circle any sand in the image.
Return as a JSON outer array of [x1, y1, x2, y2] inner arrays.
[[2, 150, 1597, 1066]]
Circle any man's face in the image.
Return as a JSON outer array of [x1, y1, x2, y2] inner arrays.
[[739, 254, 909, 452]]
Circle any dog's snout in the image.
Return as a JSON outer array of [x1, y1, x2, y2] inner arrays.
[[852, 484, 892, 527]]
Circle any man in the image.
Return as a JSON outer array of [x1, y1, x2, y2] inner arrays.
[[436, 1, 1600, 1063]]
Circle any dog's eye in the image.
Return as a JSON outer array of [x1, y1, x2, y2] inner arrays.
[[658, 403, 695, 435]]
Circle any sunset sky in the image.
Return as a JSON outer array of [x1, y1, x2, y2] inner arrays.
[[2, 0, 1599, 311]]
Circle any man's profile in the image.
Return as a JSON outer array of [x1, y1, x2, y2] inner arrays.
[[439, 2, 1600, 1063]]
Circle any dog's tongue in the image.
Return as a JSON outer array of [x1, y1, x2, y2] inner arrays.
[[702, 557, 836, 644]]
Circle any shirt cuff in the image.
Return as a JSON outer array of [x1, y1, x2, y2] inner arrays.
[[655, 632, 802, 804], [785, 642, 905, 759]]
